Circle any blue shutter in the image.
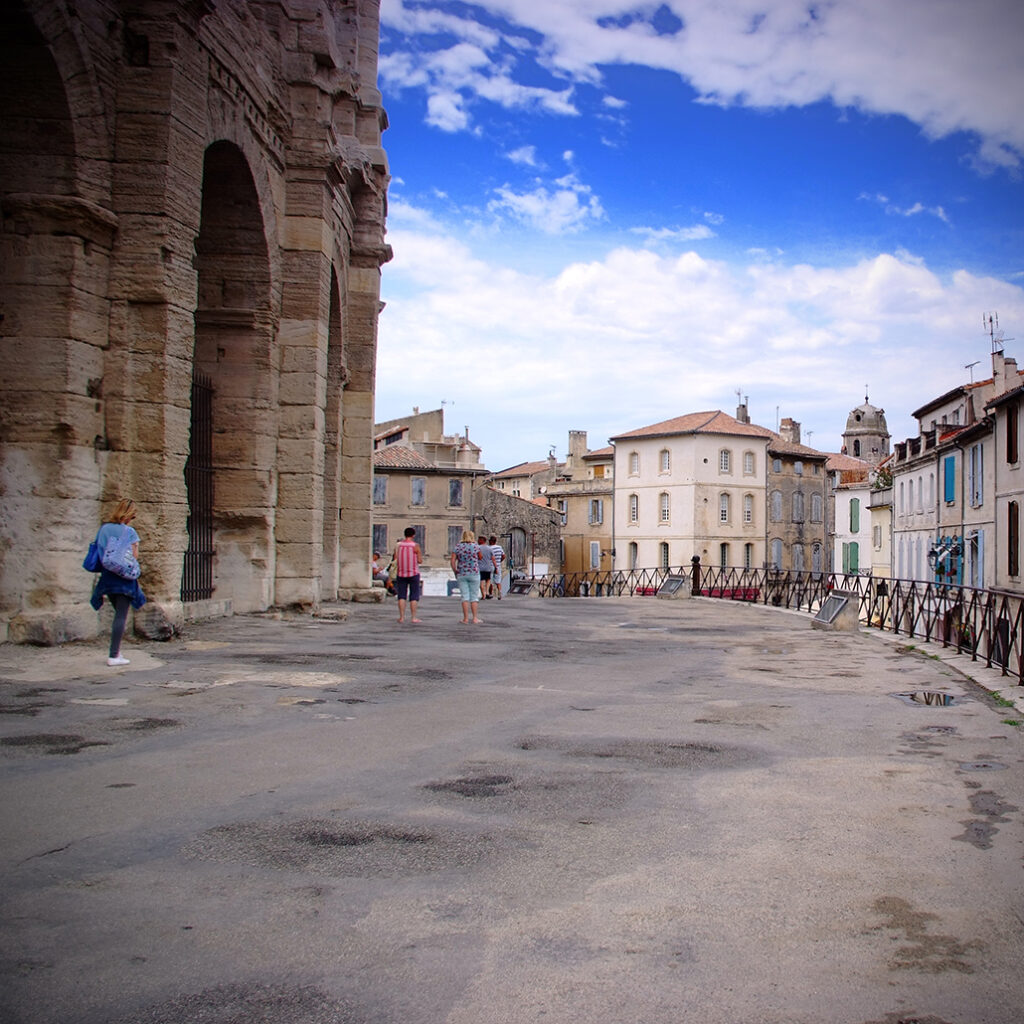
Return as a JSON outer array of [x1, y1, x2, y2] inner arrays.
[[943, 456, 956, 503]]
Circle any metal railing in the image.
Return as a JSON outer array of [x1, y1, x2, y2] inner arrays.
[[522, 564, 1024, 685]]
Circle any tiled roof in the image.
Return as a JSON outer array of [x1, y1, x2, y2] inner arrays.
[[611, 410, 775, 442], [583, 446, 614, 459], [372, 445, 434, 469], [825, 452, 871, 473], [491, 460, 552, 478], [768, 437, 828, 458]]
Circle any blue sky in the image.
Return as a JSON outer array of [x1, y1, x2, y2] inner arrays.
[[373, 0, 1024, 471]]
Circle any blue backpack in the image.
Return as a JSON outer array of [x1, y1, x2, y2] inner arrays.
[[99, 526, 141, 580]]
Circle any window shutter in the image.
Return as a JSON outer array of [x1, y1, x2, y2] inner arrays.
[[943, 456, 956, 503]]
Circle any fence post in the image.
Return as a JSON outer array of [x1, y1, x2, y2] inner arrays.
[[690, 556, 701, 596]]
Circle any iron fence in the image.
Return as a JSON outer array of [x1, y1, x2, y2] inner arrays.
[[523, 564, 1024, 685]]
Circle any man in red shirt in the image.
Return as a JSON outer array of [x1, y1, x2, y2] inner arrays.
[[393, 526, 423, 624]]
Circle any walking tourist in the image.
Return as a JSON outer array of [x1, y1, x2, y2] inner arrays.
[[87, 499, 146, 666], [478, 535, 496, 600], [488, 535, 505, 600], [451, 529, 483, 624], [393, 527, 422, 624]]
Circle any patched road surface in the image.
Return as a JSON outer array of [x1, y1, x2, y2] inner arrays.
[[1, 596, 1022, 1024]]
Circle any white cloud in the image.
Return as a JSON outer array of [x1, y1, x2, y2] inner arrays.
[[631, 224, 716, 242], [859, 193, 951, 223], [377, 208, 1024, 469], [381, 0, 1024, 167], [506, 145, 539, 166], [488, 174, 605, 233]]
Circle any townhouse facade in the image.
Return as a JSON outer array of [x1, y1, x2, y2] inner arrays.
[[827, 453, 873, 575], [890, 347, 1020, 589], [767, 420, 830, 573], [986, 379, 1024, 592], [542, 432, 615, 577], [610, 408, 773, 572]]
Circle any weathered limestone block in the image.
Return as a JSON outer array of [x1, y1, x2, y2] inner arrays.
[[133, 600, 180, 640], [274, 508, 324, 546], [277, 438, 327, 479], [277, 469, 321, 511], [279, 404, 326, 440]]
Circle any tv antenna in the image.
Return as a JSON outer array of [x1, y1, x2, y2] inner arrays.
[[964, 360, 980, 383], [983, 311, 1011, 353]]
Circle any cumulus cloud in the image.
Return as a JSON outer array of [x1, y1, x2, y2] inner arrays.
[[377, 207, 1024, 469], [381, 0, 1024, 167], [488, 174, 605, 233]]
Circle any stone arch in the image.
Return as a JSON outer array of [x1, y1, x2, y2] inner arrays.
[[0, 2, 116, 641], [189, 140, 278, 613], [321, 263, 346, 597]]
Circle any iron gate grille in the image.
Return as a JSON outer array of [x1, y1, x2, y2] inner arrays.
[[181, 371, 214, 601]]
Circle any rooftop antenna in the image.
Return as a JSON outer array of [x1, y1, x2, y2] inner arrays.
[[984, 311, 1009, 353], [964, 360, 980, 383]]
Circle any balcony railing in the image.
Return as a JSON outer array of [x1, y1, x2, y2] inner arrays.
[[521, 564, 1024, 685]]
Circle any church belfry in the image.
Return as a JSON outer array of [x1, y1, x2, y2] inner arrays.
[[842, 391, 891, 466]]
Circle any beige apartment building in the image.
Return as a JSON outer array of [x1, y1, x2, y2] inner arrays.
[[767, 419, 830, 573], [611, 407, 772, 572], [542, 431, 614, 578]]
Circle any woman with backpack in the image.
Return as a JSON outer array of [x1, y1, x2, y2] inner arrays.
[[88, 499, 146, 666]]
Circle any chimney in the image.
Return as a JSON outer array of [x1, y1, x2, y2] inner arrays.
[[993, 349, 1019, 394], [736, 397, 750, 424], [566, 430, 588, 472], [779, 417, 801, 444]]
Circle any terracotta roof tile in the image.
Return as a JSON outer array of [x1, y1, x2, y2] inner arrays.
[[611, 410, 775, 442], [825, 452, 871, 472], [372, 445, 434, 469], [491, 460, 552, 478]]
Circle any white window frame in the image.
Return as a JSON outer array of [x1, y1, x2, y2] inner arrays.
[[628, 451, 640, 475], [719, 492, 730, 523], [659, 491, 670, 524], [659, 448, 671, 473], [629, 493, 639, 523], [743, 493, 753, 524], [719, 449, 731, 474]]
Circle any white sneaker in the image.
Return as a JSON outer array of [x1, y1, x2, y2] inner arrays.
[[107, 656, 130, 667]]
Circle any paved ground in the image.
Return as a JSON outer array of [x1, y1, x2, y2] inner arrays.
[[1, 593, 1023, 1024]]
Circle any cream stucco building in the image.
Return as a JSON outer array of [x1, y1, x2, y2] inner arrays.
[[610, 409, 772, 572]]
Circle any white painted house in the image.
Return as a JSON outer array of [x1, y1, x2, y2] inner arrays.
[[610, 408, 773, 572]]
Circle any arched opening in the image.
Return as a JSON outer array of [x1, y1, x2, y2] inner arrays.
[[321, 266, 345, 596], [188, 141, 275, 612]]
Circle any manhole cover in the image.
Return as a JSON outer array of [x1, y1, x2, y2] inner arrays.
[[892, 691, 964, 707]]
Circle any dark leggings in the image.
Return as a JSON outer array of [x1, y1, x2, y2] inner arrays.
[[109, 594, 130, 658]]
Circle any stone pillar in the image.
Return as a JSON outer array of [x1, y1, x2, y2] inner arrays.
[[0, 195, 118, 643]]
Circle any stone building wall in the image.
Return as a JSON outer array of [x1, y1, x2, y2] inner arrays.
[[472, 486, 562, 575], [0, 0, 390, 643]]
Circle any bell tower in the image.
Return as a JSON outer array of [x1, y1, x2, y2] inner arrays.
[[842, 390, 890, 466]]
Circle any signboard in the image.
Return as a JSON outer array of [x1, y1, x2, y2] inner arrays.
[[815, 593, 849, 624], [657, 575, 688, 598]]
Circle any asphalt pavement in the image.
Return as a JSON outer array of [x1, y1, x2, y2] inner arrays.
[[1, 593, 1023, 1024]]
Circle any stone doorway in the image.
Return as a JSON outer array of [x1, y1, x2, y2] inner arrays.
[[191, 141, 277, 614]]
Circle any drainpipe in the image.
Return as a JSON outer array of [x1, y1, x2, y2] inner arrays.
[[609, 439, 617, 569]]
